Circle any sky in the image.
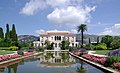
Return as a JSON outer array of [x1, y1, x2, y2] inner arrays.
[[0, 0, 120, 36]]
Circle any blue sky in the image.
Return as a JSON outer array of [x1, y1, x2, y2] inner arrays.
[[0, 0, 120, 36]]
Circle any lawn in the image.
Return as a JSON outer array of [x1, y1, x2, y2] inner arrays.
[[0, 47, 9, 50], [0, 50, 15, 55], [93, 50, 111, 55]]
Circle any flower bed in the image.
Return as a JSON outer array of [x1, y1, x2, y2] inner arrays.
[[82, 54, 107, 65], [82, 54, 120, 71], [0, 52, 34, 62], [108, 49, 120, 56], [73, 52, 81, 55], [112, 62, 120, 70], [73, 49, 87, 55], [24, 52, 34, 56], [0, 54, 21, 62]]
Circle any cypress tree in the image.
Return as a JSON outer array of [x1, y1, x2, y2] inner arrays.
[[10, 30, 12, 39], [0, 27, 4, 39], [5, 24, 10, 40], [89, 37, 91, 44], [97, 36, 99, 43], [11, 24, 18, 42]]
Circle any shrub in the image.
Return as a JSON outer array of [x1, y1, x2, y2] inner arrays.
[[37, 46, 44, 52], [27, 48, 34, 52], [110, 40, 120, 49], [68, 46, 75, 52], [104, 55, 120, 67], [17, 50, 24, 55], [85, 44, 95, 50], [95, 43, 107, 50], [9, 46, 18, 51]]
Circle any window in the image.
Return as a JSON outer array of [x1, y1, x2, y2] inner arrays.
[[55, 43, 57, 47], [41, 37, 43, 41], [35, 43, 37, 47], [59, 43, 61, 47], [72, 43, 74, 47], [55, 36, 61, 41], [55, 36, 56, 40], [57, 36, 58, 40], [42, 43, 44, 46], [39, 44, 40, 46], [59, 36, 61, 40], [72, 37, 74, 41], [76, 44, 77, 47], [51, 37, 53, 40]]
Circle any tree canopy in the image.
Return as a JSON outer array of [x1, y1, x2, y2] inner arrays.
[[60, 40, 70, 50], [0, 24, 18, 47], [101, 35, 113, 48], [0, 27, 4, 39]]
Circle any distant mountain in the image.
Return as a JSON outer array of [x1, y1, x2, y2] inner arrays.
[[18, 34, 120, 45], [18, 34, 99, 44], [76, 34, 101, 44], [18, 35, 39, 44]]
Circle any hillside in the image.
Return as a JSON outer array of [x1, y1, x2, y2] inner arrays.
[[18, 35, 39, 44]]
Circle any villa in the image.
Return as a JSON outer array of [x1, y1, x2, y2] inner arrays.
[[33, 30, 79, 50]]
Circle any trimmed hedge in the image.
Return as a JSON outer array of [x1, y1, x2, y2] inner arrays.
[[9, 46, 18, 51]]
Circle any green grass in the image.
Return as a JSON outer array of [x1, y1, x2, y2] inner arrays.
[[0, 50, 15, 55], [0, 47, 9, 50], [93, 50, 111, 55]]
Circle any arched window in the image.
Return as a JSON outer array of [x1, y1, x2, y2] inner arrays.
[[59, 36, 61, 40], [55, 43, 57, 47], [57, 36, 59, 40], [55, 36, 56, 40]]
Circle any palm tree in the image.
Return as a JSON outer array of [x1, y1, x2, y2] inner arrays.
[[77, 24, 87, 48]]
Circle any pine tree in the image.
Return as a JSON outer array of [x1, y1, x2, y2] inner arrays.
[[0, 27, 4, 39], [5, 24, 10, 40]]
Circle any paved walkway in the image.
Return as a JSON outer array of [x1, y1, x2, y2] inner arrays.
[[88, 51, 107, 57]]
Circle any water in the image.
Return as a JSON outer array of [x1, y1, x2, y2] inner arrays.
[[0, 52, 104, 73]]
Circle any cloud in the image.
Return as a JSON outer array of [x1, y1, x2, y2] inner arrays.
[[70, 29, 77, 34], [20, 0, 69, 15], [20, 0, 96, 27], [35, 29, 45, 34], [100, 23, 120, 35], [46, 0, 68, 8], [20, 0, 47, 15], [47, 6, 95, 26]]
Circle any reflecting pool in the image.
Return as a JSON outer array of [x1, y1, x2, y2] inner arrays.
[[0, 51, 104, 73]]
